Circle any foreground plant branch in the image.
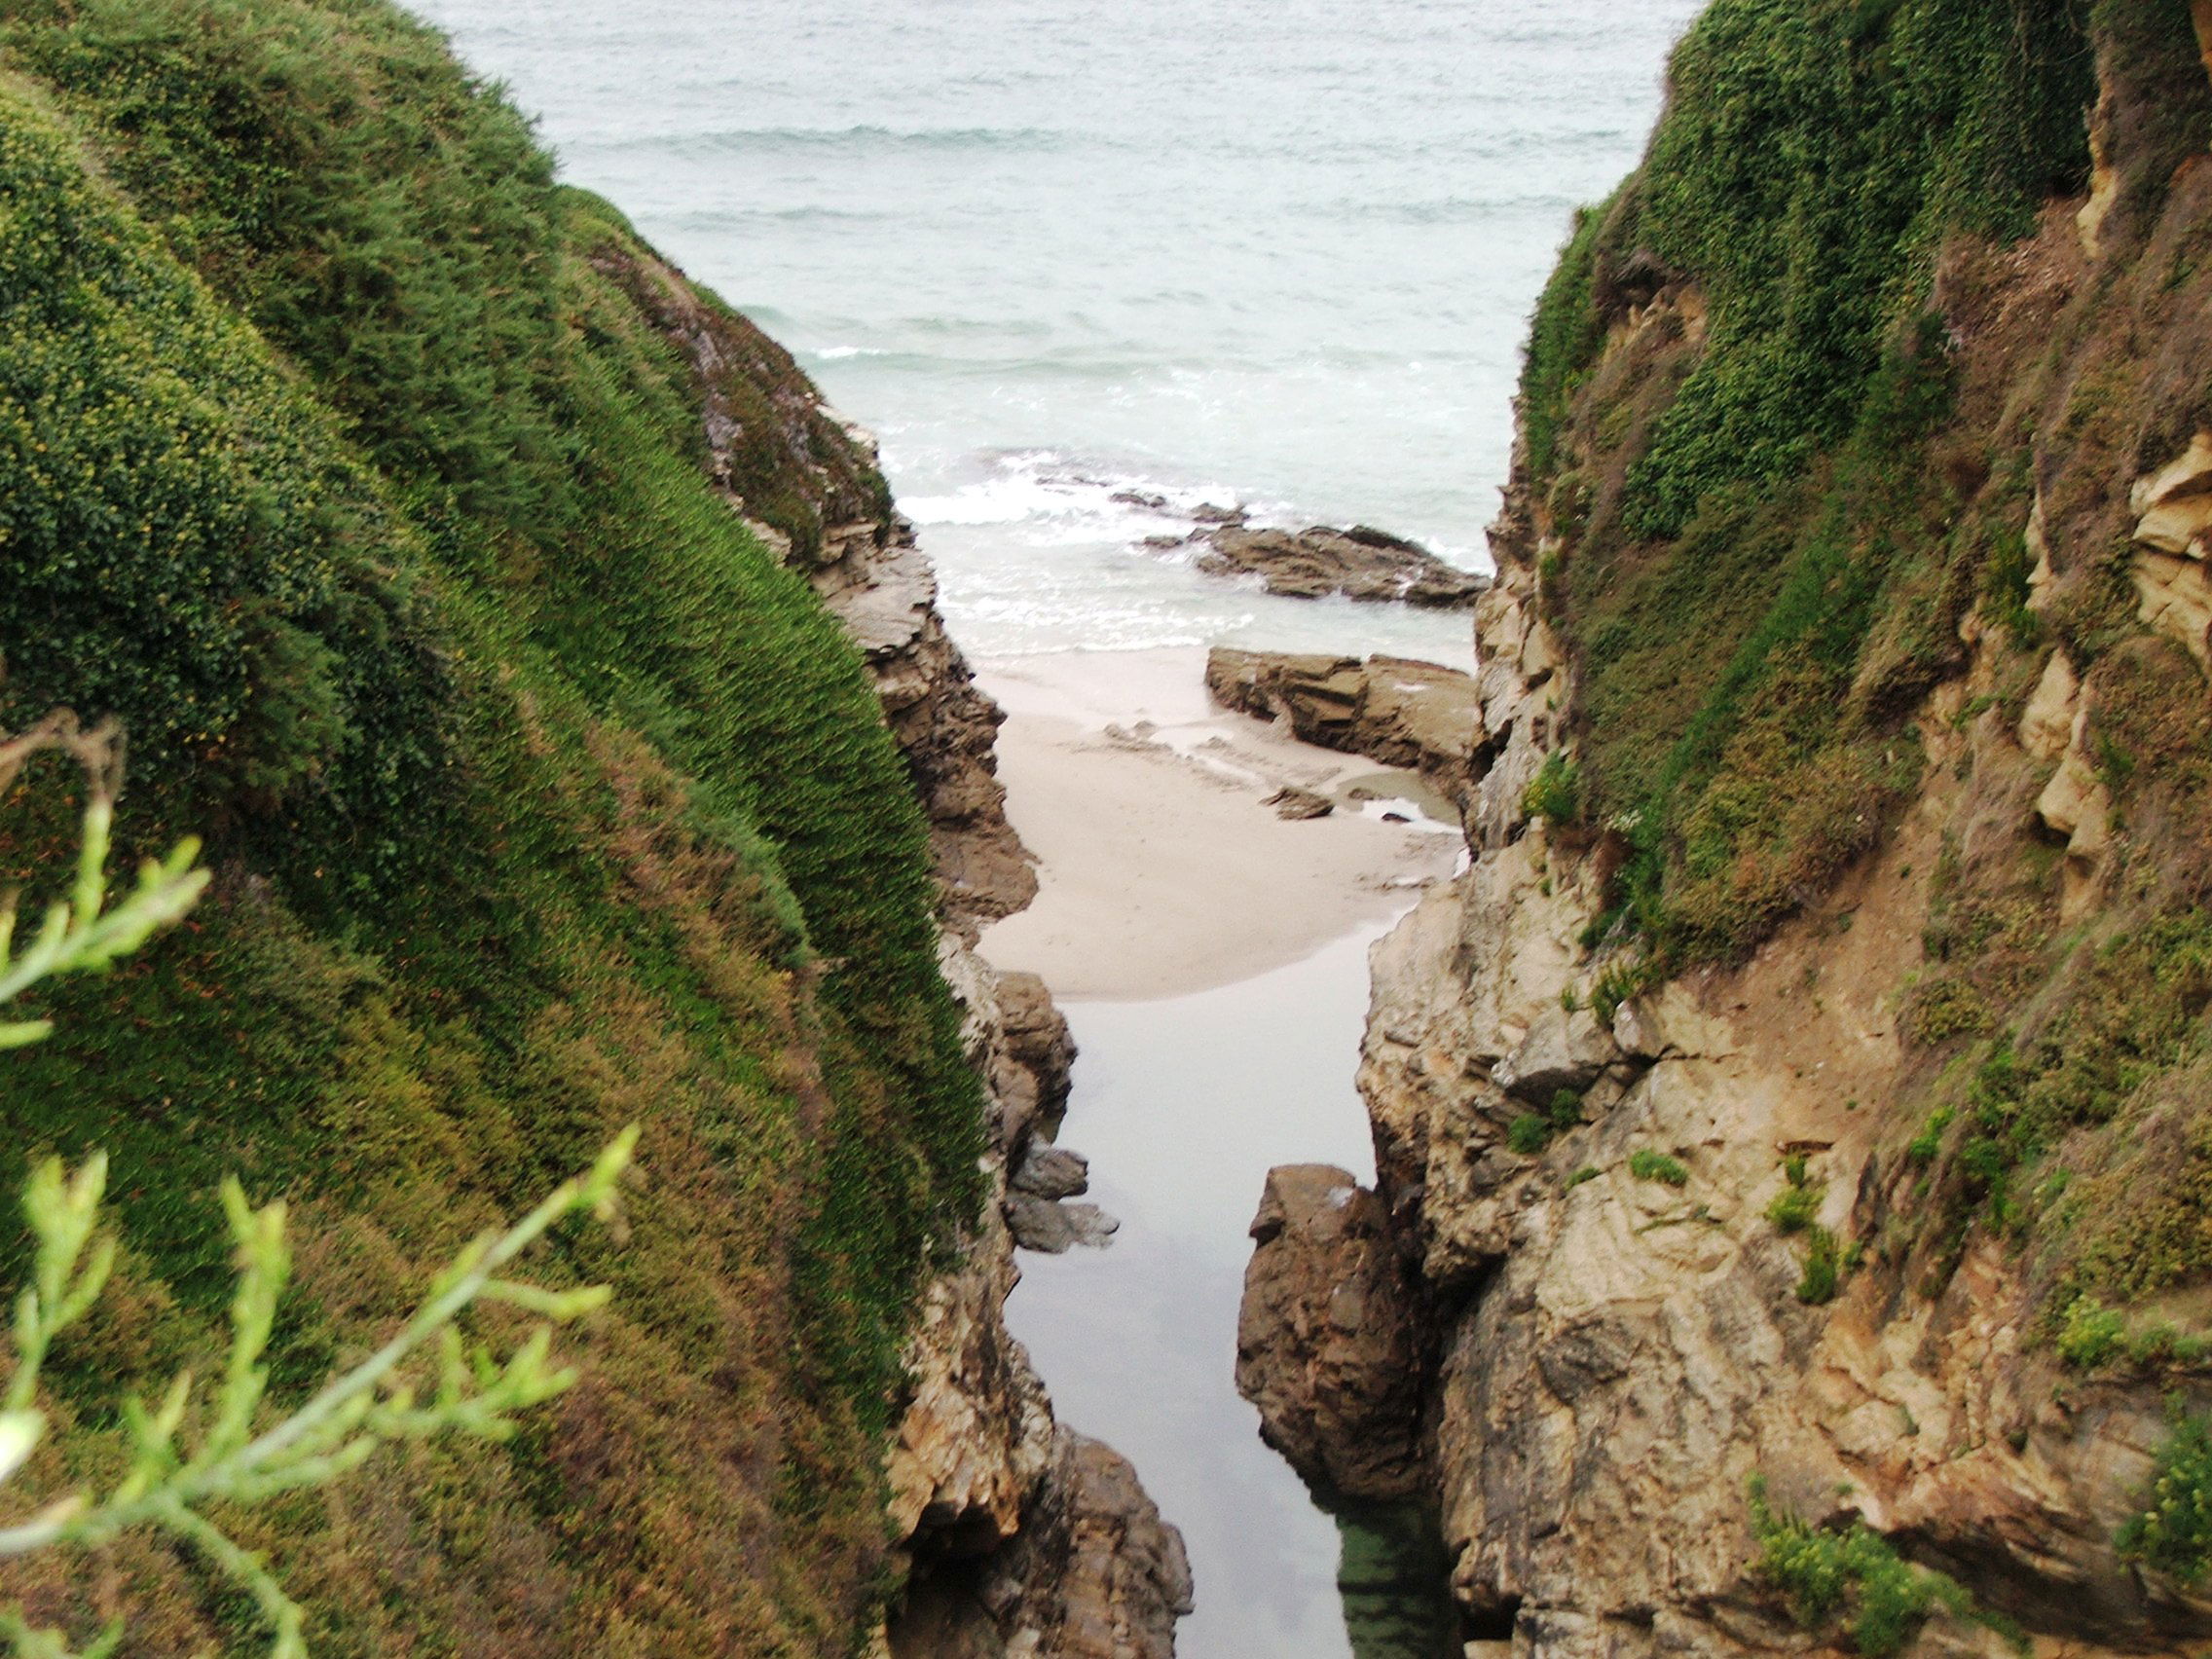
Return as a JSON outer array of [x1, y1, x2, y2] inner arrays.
[[0, 713, 635, 1657], [0, 712, 207, 1051], [0, 1133, 636, 1658]]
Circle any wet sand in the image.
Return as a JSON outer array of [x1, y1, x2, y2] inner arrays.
[[976, 648, 1464, 1000]]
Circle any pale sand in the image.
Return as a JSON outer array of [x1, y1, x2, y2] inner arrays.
[[975, 647, 1465, 1001]]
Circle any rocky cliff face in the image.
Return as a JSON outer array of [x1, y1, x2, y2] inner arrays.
[[1240, 7, 2212, 1655], [619, 238, 1190, 1655]]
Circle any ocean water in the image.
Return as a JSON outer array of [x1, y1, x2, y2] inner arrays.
[[407, 0, 1702, 664]]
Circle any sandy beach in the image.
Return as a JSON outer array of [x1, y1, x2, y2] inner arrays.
[[976, 648, 1465, 1001]]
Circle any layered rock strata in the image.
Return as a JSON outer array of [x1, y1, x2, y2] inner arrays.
[[1236, 499, 2212, 1656], [1206, 647, 1485, 807], [617, 239, 1186, 1654]]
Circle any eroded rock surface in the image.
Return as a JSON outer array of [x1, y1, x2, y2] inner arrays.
[[1238, 483, 2212, 1658], [892, 1430, 1194, 1659], [1193, 523, 1489, 608], [1235, 1164, 1429, 1501], [1206, 647, 1483, 805]]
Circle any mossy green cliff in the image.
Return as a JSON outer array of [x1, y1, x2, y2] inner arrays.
[[0, 0, 1020, 1647], [1237, 3, 2212, 1655]]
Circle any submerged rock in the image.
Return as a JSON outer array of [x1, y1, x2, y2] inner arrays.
[[1235, 1164, 1428, 1501], [1194, 522, 1488, 607]]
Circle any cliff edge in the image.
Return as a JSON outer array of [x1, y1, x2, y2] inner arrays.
[[1243, 5, 2212, 1654]]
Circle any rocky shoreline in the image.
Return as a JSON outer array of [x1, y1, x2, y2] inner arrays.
[[1205, 647, 1484, 811], [1142, 510, 1491, 608]]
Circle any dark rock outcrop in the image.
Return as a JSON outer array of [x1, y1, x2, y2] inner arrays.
[[892, 1430, 1194, 1659], [1194, 523, 1488, 608], [1206, 648, 1482, 807], [1235, 1165, 1428, 1502]]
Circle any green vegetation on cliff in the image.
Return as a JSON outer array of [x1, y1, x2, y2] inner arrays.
[[0, 0, 987, 1647], [1518, 0, 2212, 1343]]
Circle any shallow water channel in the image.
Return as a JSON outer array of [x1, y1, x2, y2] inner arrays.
[[1004, 920, 1458, 1658]]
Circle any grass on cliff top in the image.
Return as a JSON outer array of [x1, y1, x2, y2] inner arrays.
[[0, 3, 989, 1645], [1510, 1, 2212, 968]]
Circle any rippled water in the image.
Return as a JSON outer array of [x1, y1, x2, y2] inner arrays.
[[406, 0, 1701, 659]]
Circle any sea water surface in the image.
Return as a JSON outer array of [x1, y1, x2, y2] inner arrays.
[[1011, 922, 1459, 1658], [408, 0, 1701, 663], [404, 0, 1704, 1648]]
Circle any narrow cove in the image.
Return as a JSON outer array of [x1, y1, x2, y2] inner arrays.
[[1003, 922, 1459, 1658]]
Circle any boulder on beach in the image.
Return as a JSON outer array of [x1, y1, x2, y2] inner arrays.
[[1194, 523, 1487, 608], [1263, 785, 1336, 821], [1206, 647, 1482, 808]]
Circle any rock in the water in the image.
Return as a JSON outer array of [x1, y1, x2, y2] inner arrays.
[[1195, 523, 1488, 608], [1235, 1164, 1428, 1501], [1006, 1195, 1119, 1253], [1265, 785, 1337, 820], [1209, 648, 1483, 807], [1011, 1144, 1089, 1200]]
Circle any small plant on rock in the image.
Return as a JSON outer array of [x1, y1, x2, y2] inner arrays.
[[1629, 1148, 1689, 1187], [1747, 1476, 2013, 1657], [1795, 1226, 1842, 1306], [1521, 753, 1581, 827], [2119, 1406, 2212, 1583], [1765, 1155, 1823, 1235], [2056, 1295, 2127, 1369]]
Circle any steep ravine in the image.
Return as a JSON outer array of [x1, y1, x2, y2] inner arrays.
[[1239, 6, 2212, 1656], [616, 237, 1196, 1654]]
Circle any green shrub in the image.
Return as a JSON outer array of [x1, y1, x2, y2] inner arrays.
[[2057, 1296, 2128, 1369], [2119, 1407, 2212, 1582], [1508, 1115, 1553, 1156], [1521, 753, 1581, 826], [1765, 1158, 1824, 1235], [1748, 1476, 2005, 1657], [1629, 1148, 1689, 1187], [1565, 1165, 1602, 1192], [1906, 1107, 1954, 1163], [1904, 975, 1988, 1045], [1509, 1090, 1589, 1158], [1796, 1226, 1842, 1306], [1620, 0, 2090, 536]]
